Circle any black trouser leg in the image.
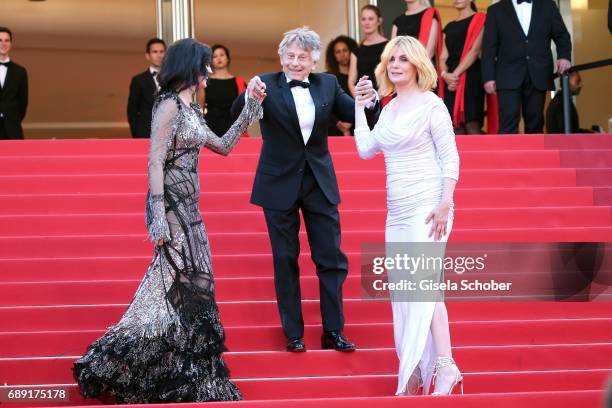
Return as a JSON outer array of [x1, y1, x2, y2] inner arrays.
[[497, 88, 522, 134], [300, 165, 348, 332], [0, 118, 8, 140], [522, 76, 546, 134], [263, 203, 304, 339]]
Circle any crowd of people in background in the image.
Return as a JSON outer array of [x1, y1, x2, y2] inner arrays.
[[2, 0, 607, 141], [347, 1, 574, 135], [125, 0, 584, 138]]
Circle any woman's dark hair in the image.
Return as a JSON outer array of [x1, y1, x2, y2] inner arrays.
[[325, 35, 359, 74], [211, 44, 231, 68], [157, 38, 212, 94], [361, 5, 384, 37], [470, 1, 478, 12]]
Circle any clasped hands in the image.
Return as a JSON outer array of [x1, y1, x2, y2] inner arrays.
[[442, 71, 460, 92], [248, 75, 377, 109], [247, 76, 267, 102], [354, 76, 377, 108]]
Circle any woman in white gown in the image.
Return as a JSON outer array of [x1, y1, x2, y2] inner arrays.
[[354, 36, 462, 396]]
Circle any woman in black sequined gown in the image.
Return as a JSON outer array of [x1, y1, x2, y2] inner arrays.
[[73, 38, 263, 404]]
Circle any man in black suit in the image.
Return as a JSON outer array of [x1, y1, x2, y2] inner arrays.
[[127, 38, 166, 138], [232, 27, 378, 353], [482, 0, 572, 134], [0, 27, 28, 140]]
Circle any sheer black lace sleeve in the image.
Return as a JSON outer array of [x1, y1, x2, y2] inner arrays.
[[145, 97, 178, 242], [203, 96, 262, 156]]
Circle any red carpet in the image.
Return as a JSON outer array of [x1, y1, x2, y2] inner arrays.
[[0, 134, 610, 407]]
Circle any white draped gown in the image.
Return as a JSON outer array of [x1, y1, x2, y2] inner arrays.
[[354, 91, 460, 395]]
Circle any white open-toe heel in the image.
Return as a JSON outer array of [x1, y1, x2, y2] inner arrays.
[[430, 356, 464, 396]]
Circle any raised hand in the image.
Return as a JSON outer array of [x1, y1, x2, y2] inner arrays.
[[247, 76, 267, 102], [354, 75, 376, 108]]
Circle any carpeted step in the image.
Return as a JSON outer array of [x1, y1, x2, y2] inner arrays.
[[0, 187, 598, 215], [0, 270, 603, 306], [2, 318, 611, 357], [3, 344, 612, 385], [1, 373, 609, 407], [1, 302, 609, 332], [1, 227, 610, 259], [0, 207, 607, 236], [0, 168, 588, 194], [0, 150, 586, 175]]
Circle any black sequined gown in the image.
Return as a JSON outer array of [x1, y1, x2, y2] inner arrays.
[[73, 92, 262, 404]]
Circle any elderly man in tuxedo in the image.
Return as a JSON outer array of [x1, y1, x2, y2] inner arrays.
[[0, 27, 28, 140], [233, 27, 378, 353], [482, 0, 572, 134]]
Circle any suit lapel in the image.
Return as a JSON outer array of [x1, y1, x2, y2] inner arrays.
[[146, 70, 157, 96], [527, 0, 541, 38], [502, 0, 527, 39], [0, 63, 10, 91], [277, 73, 303, 142], [307, 73, 323, 145]]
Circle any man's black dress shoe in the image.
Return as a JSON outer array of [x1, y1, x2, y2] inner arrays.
[[286, 338, 306, 352], [321, 331, 356, 352]]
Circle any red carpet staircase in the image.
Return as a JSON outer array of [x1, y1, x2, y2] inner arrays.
[[0, 134, 611, 407]]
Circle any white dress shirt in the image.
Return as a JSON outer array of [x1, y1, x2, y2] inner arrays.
[[287, 75, 315, 145], [512, 0, 533, 36], [0, 58, 9, 88], [149, 66, 160, 91]]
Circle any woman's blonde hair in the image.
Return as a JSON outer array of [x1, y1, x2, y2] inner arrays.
[[375, 36, 437, 97]]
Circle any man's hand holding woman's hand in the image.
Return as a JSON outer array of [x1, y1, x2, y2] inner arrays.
[[247, 76, 267, 102], [354, 75, 376, 108]]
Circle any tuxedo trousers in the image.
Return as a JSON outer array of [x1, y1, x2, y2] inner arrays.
[[0, 117, 24, 140], [497, 75, 546, 134], [263, 163, 348, 339]]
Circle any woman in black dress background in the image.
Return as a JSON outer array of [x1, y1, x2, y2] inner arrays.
[[325, 35, 359, 136], [204, 44, 248, 137], [439, 0, 485, 134], [348, 5, 388, 96], [391, 0, 440, 60]]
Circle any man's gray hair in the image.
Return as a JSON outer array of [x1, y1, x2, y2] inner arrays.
[[278, 26, 321, 62]]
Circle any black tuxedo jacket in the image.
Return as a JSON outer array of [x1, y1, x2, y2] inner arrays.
[[232, 72, 375, 211], [127, 70, 157, 138], [0, 61, 28, 138], [482, 0, 572, 91]]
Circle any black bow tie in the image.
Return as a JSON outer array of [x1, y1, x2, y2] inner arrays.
[[151, 71, 158, 77], [288, 80, 310, 89], [517, 0, 532, 4], [0, 62, 9, 67]]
